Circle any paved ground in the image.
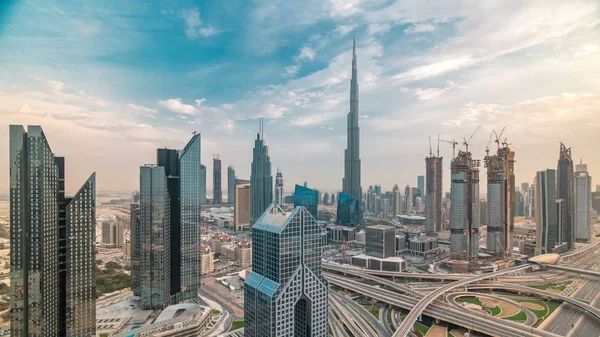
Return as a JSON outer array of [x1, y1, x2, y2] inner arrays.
[[521, 302, 545, 311], [424, 324, 447, 337]]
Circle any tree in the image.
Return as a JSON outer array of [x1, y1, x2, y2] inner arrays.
[[104, 261, 122, 270]]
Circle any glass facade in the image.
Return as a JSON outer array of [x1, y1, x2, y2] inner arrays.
[[139, 166, 171, 309], [179, 134, 202, 300], [365, 225, 395, 259], [213, 157, 222, 204], [250, 123, 273, 226], [228, 165, 235, 204], [245, 204, 328, 337], [336, 192, 359, 227], [536, 170, 557, 254], [293, 184, 318, 219], [557, 143, 574, 249]]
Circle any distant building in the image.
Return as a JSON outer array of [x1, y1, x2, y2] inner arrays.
[[102, 221, 124, 247], [535, 169, 558, 254], [250, 119, 273, 226], [407, 236, 439, 256], [228, 165, 236, 204], [574, 161, 592, 242], [415, 196, 423, 213], [130, 202, 141, 296], [404, 185, 413, 214], [325, 225, 356, 244], [417, 175, 425, 204], [365, 225, 395, 259], [274, 167, 284, 205], [557, 143, 574, 249], [244, 204, 328, 337], [234, 180, 251, 231], [213, 156, 222, 204], [323, 192, 330, 205], [337, 192, 360, 227], [392, 184, 401, 217], [351, 255, 406, 272], [450, 150, 480, 260], [294, 184, 319, 219], [200, 246, 214, 275]]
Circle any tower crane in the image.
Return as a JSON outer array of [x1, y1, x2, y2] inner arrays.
[[439, 139, 458, 158], [485, 132, 493, 156], [428, 136, 433, 157], [502, 138, 512, 148], [493, 127, 506, 150], [462, 125, 481, 152]]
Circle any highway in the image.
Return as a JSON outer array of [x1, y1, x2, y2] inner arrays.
[[393, 263, 533, 337], [446, 292, 538, 326], [325, 273, 561, 337], [329, 291, 377, 337], [330, 291, 391, 337]]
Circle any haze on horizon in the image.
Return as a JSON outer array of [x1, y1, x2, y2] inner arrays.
[[1, 0, 599, 196]]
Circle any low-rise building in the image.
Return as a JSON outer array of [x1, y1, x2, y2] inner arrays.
[[325, 225, 356, 244], [351, 254, 406, 272], [200, 246, 214, 275]]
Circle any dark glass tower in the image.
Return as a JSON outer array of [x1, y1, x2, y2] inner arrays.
[[228, 165, 236, 204], [9, 125, 96, 336], [157, 148, 181, 299], [336, 192, 360, 227], [294, 184, 319, 219], [342, 37, 362, 219], [250, 119, 273, 226], [213, 156, 222, 204], [557, 143, 574, 250], [244, 204, 328, 337], [426, 156, 443, 235]]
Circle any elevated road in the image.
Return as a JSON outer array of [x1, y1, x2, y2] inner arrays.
[[393, 264, 533, 337], [325, 273, 560, 337], [446, 292, 537, 326], [544, 264, 600, 277]]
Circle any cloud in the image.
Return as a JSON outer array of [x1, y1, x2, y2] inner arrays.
[[157, 98, 198, 115], [72, 19, 101, 36], [393, 57, 474, 82], [404, 23, 437, 34], [298, 47, 316, 60], [127, 103, 157, 115], [367, 23, 391, 36], [574, 44, 599, 58], [283, 65, 299, 77], [413, 81, 459, 100], [181, 9, 222, 39]]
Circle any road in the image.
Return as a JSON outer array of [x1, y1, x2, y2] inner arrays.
[[446, 292, 537, 326], [330, 291, 391, 337]]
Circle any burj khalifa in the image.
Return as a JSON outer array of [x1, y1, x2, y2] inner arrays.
[[342, 37, 362, 213]]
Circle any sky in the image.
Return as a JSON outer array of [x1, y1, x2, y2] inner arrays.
[[0, 0, 599, 196]]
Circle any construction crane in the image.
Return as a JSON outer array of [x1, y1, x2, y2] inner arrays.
[[437, 135, 440, 157], [493, 127, 506, 150], [502, 137, 512, 148], [429, 135, 433, 157], [485, 132, 493, 156], [439, 139, 458, 158], [462, 125, 481, 152]]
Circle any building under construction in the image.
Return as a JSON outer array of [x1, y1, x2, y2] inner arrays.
[[425, 155, 443, 236], [449, 150, 481, 260], [485, 152, 507, 256], [498, 145, 516, 252]]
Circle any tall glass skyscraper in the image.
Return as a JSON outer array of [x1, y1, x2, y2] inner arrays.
[[535, 169, 558, 254], [178, 134, 202, 300], [342, 37, 362, 218], [336, 192, 360, 227], [139, 165, 171, 309], [244, 204, 328, 337], [557, 143, 574, 250], [274, 167, 284, 205], [228, 165, 236, 204], [213, 156, 222, 204], [574, 161, 592, 243], [10, 125, 96, 336], [425, 156, 443, 235], [200, 164, 207, 204], [417, 175, 425, 202], [294, 184, 319, 219], [250, 119, 273, 226]]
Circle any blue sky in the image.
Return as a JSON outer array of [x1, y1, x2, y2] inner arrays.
[[1, 0, 599, 194]]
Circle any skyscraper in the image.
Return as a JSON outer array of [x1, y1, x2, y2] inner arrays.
[[234, 179, 251, 231], [130, 201, 141, 296], [178, 134, 202, 300], [157, 148, 181, 299], [417, 175, 425, 203], [342, 37, 362, 218], [294, 184, 319, 219], [497, 145, 516, 252], [404, 185, 413, 214], [557, 142, 574, 249], [244, 204, 328, 337], [10, 125, 96, 336], [213, 155, 222, 204], [449, 150, 480, 260], [535, 169, 558, 254], [228, 165, 236, 204], [200, 164, 207, 204], [485, 152, 506, 256], [331, 193, 336, 206], [574, 160, 592, 243], [425, 155, 443, 235], [323, 192, 330, 205], [250, 119, 273, 226], [337, 192, 360, 227], [392, 184, 401, 217], [274, 167, 284, 205], [139, 165, 171, 309]]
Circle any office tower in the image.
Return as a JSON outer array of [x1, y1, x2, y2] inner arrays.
[[330, 193, 336, 205], [244, 204, 328, 337], [10, 125, 95, 336], [316, 190, 322, 205], [497, 145, 516, 253], [574, 161, 592, 242], [213, 155, 222, 204], [157, 148, 181, 299], [480, 199, 488, 226], [228, 165, 236, 204], [102, 222, 124, 247], [132, 190, 140, 203], [557, 143, 574, 249], [556, 199, 565, 245], [274, 167, 284, 205], [485, 152, 507, 256], [294, 184, 319, 219], [342, 37, 363, 218], [337, 192, 360, 227], [392, 184, 401, 217], [200, 164, 207, 204], [139, 165, 171, 309], [374, 184, 382, 196], [535, 169, 558, 254], [323, 192, 330, 205], [365, 225, 396, 258], [417, 175, 425, 203], [528, 185, 536, 218], [415, 197, 423, 213], [592, 190, 600, 214], [426, 155, 443, 235], [178, 133, 202, 300], [250, 119, 273, 226], [130, 202, 141, 296], [234, 179, 251, 231], [449, 150, 480, 260], [404, 185, 413, 214]]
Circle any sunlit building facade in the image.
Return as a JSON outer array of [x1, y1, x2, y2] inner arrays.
[[337, 192, 360, 227]]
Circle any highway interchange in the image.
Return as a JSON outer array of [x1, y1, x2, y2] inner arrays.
[[323, 241, 600, 337]]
